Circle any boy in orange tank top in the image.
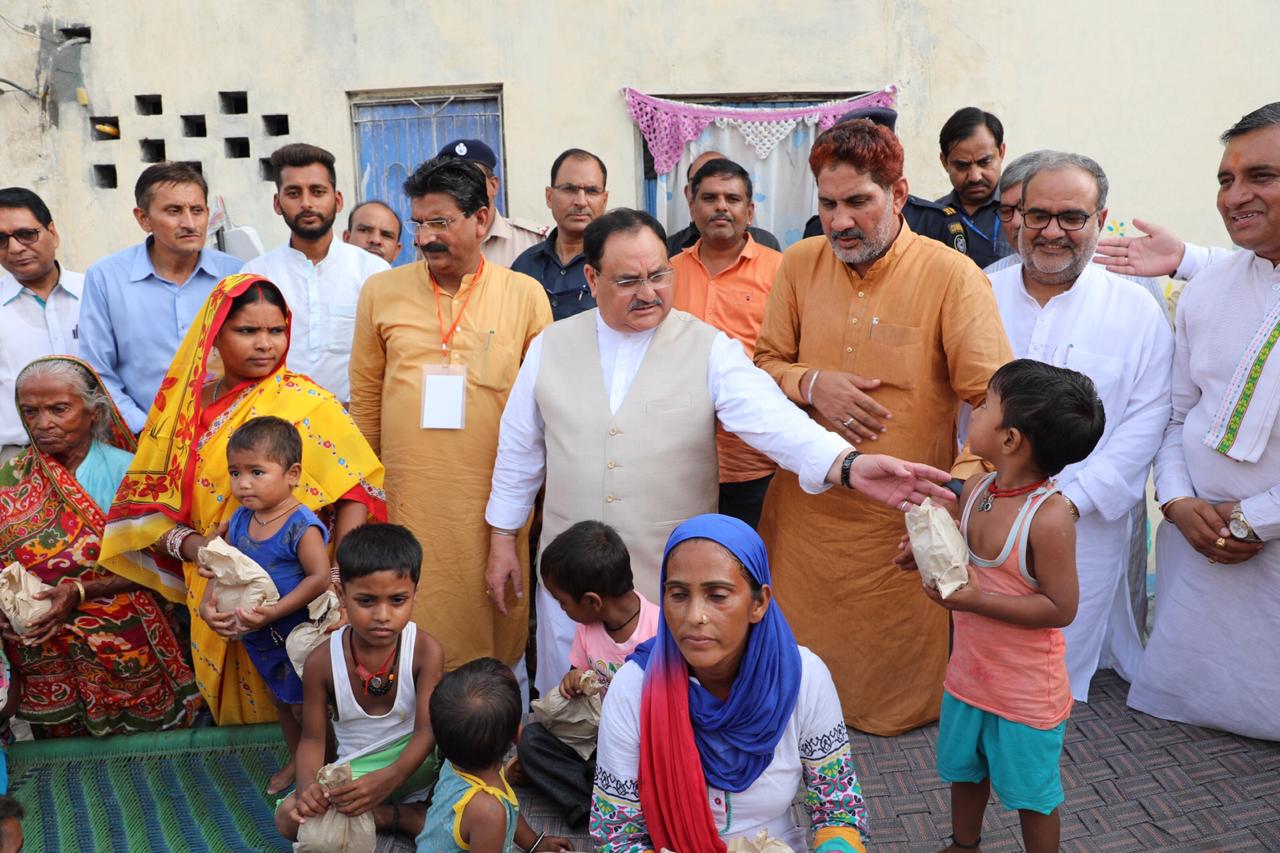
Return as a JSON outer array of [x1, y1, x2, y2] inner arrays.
[[899, 359, 1105, 853]]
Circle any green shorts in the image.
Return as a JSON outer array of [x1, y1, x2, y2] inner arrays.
[[936, 692, 1066, 815]]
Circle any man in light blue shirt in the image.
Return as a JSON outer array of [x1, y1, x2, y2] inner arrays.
[[80, 162, 241, 431]]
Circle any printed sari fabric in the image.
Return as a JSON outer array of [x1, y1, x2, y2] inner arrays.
[[100, 274, 386, 725], [0, 356, 201, 737]]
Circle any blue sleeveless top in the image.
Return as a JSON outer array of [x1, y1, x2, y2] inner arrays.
[[227, 504, 327, 704], [416, 760, 518, 851]]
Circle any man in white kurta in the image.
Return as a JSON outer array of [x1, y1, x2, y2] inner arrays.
[[484, 209, 958, 698], [987, 153, 1173, 701], [1128, 106, 1280, 740]]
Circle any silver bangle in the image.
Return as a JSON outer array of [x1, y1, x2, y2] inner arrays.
[[491, 528, 518, 537], [165, 526, 196, 561], [805, 369, 821, 406]]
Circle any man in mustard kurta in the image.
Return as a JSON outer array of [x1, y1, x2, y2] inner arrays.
[[755, 120, 1012, 736], [349, 158, 552, 679]]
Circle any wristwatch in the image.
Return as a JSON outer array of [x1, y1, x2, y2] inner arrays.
[[1229, 504, 1260, 541], [839, 450, 862, 489]]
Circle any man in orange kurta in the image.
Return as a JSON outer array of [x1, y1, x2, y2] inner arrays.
[[755, 120, 1012, 736], [671, 157, 784, 528], [349, 158, 552, 676]]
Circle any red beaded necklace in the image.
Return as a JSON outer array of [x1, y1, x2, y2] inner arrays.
[[977, 477, 1049, 512], [350, 631, 400, 696]]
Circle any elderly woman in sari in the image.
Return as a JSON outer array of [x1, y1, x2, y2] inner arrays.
[[0, 356, 200, 737], [591, 514, 869, 852], [99, 275, 385, 779]]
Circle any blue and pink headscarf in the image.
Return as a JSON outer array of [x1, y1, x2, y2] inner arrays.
[[631, 514, 803, 853]]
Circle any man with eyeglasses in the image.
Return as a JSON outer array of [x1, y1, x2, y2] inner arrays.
[[935, 107, 1015, 269], [349, 156, 551, 699], [485, 207, 956, 699], [986, 151, 1173, 703], [0, 188, 84, 465], [667, 149, 781, 257], [670, 157, 784, 528], [437, 138, 547, 267], [241, 143, 389, 402], [512, 148, 609, 320]]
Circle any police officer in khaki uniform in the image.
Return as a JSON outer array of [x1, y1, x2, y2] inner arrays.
[[437, 138, 548, 267], [800, 107, 968, 253]]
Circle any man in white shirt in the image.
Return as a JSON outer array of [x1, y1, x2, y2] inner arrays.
[[1127, 103, 1280, 740], [484, 207, 958, 696], [241, 143, 389, 401], [985, 152, 1173, 701], [0, 188, 84, 464]]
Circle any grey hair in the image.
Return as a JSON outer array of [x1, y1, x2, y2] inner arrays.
[[999, 149, 1052, 194], [15, 359, 115, 443], [1221, 102, 1280, 143], [1021, 150, 1109, 210]]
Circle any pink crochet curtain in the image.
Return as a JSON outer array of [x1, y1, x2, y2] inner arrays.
[[624, 86, 898, 175]]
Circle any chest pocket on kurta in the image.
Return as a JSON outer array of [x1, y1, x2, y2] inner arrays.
[[468, 336, 522, 393], [861, 322, 922, 390], [326, 302, 359, 352]]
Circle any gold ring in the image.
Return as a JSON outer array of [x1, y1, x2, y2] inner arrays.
[[1215, 537, 1227, 549]]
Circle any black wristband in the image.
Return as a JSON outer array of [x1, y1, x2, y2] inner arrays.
[[840, 450, 861, 489]]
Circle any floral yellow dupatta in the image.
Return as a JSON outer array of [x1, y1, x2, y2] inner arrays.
[[100, 274, 386, 724]]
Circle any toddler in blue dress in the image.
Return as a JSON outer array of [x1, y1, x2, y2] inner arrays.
[[198, 416, 331, 795]]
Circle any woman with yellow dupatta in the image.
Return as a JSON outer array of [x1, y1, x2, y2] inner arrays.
[[99, 275, 386, 737]]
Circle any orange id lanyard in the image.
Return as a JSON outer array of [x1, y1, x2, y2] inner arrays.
[[430, 257, 486, 352]]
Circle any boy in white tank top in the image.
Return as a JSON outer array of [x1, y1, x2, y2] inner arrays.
[[275, 523, 445, 842]]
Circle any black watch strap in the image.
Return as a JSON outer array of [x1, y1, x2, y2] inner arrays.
[[840, 450, 861, 489]]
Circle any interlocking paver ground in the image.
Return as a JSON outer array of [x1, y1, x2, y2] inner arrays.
[[487, 669, 1280, 852]]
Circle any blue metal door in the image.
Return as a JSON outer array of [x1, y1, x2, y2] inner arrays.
[[352, 95, 504, 267]]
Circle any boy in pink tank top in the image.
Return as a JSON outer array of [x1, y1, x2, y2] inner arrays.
[[899, 360, 1104, 853]]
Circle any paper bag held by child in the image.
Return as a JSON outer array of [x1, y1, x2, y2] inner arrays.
[[197, 537, 280, 614], [0, 562, 55, 638], [530, 669, 604, 760], [287, 590, 343, 678], [292, 761, 375, 853], [904, 498, 969, 599]]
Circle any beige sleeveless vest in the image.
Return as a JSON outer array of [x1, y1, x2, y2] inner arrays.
[[535, 309, 719, 599]]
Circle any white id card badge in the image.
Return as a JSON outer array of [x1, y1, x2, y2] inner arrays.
[[421, 364, 467, 429]]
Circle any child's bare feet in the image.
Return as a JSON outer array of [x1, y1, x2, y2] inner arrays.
[[372, 802, 427, 836], [936, 838, 982, 853], [267, 758, 296, 796]]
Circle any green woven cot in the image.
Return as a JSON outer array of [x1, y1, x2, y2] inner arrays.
[[7, 724, 292, 852]]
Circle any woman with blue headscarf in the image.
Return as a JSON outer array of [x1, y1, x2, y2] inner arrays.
[[590, 514, 868, 852]]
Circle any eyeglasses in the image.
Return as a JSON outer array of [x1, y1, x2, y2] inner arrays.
[[552, 183, 605, 198], [1020, 208, 1100, 232], [996, 204, 1018, 223], [407, 215, 464, 237], [0, 227, 42, 250], [612, 269, 675, 291]]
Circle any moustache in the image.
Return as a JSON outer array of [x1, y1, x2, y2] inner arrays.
[[830, 228, 866, 241], [964, 181, 989, 190], [420, 242, 449, 253], [628, 296, 663, 312], [175, 230, 201, 238]]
